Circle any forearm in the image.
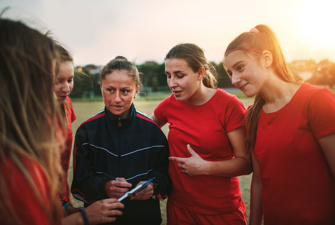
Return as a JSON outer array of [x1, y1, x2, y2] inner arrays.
[[202, 157, 252, 177], [61, 212, 85, 225]]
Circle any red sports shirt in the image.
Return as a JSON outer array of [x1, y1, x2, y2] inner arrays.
[[155, 89, 246, 214], [254, 83, 335, 224]]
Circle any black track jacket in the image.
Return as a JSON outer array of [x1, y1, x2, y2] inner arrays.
[[71, 103, 171, 225]]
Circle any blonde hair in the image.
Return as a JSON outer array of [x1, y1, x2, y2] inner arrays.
[[0, 18, 64, 224]]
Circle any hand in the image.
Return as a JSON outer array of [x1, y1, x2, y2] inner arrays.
[[84, 198, 124, 224], [130, 182, 154, 200], [105, 177, 132, 198], [169, 144, 209, 176]]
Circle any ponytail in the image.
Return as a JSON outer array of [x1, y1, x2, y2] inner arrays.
[[225, 24, 303, 152]]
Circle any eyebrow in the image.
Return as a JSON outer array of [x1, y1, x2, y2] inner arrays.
[[232, 61, 244, 69], [165, 70, 183, 74]]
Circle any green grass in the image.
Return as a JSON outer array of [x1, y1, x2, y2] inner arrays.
[[70, 88, 250, 102], [69, 98, 254, 224]]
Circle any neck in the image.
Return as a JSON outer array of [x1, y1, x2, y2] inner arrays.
[[260, 74, 301, 113], [185, 84, 216, 106]]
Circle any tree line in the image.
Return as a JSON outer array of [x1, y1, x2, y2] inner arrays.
[[69, 59, 335, 99], [70, 61, 233, 98]]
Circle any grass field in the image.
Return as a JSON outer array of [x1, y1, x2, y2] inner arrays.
[[69, 97, 255, 224]]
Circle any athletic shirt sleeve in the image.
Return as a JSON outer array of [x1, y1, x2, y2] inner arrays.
[[222, 96, 246, 133], [308, 89, 335, 139], [1, 157, 58, 225], [154, 96, 170, 125]]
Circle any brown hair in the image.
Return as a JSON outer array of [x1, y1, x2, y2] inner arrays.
[[100, 56, 143, 88], [225, 24, 303, 152], [0, 18, 64, 224], [165, 43, 218, 88]]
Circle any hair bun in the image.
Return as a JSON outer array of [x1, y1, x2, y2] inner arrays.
[[114, 56, 128, 61]]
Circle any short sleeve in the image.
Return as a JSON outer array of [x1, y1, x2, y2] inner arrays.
[[309, 89, 335, 139], [224, 96, 246, 133], [154, 96, 170, 125]]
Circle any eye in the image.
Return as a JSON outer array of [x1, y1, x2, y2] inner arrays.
[[176, 75, 184, 79], [237, 65, 244, 71], [107, 88, 114, 93], [67, 79, 73, 83], [122, 90, 129, 94], [166, 74, 171, 79]]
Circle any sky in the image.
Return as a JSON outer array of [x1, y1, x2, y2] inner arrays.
[[1, 0, 335, 66]]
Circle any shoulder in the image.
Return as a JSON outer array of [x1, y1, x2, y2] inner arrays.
[[78, 109, 106, 129], [135, 111, 160, 128], [300, 83, 332, 96], [214, 88, 245, 108], [296, 83, 335, 104]]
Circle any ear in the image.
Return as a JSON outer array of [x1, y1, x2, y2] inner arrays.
[[134, 86, 140, 98], [197, 67, 205, 81], [262, 50, 273, 68]]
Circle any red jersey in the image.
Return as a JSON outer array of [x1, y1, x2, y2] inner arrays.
[[60, 96, 76, 202], [154, 89, 246, 214], [254, 83, 335, 224], [1, 156, 61, 225]]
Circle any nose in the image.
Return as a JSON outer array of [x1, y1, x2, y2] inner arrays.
[[114, 91, 121, 103], [61, 83, 71, 94], [168, 76, 177, 89], [231, 74, 241, 87]]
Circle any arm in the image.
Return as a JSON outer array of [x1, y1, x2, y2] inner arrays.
[[318, 132, 335, 178], [169, 127, 252, 177], [61, 198, 124, 225], [249, 151, 263, 225], [150, 113, 166, 128]]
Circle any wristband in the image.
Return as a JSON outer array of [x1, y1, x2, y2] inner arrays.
[[62, 202, 72, 212], [79, 208, 88, 225]]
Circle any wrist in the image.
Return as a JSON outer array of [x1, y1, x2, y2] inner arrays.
[[202, 160, 211, 175], [79, 208, 88, 225]]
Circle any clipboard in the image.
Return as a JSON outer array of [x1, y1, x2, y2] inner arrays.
[[118, 177, 155, 202]]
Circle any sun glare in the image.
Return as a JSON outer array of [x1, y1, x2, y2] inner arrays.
[[297, 0, 335, 47]]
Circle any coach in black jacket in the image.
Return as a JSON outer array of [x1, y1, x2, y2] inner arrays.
[[71, 103, 171, 225]]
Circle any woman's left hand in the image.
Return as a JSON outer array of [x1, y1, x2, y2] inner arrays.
[[130, 182, 154, 200], [169, 144, 208, 176]]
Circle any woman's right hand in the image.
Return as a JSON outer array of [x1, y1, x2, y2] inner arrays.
[[85, 198, 124, 224], [105, 177, 132, 198]]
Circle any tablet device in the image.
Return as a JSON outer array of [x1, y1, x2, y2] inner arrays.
[[118, 177, 155, 202]]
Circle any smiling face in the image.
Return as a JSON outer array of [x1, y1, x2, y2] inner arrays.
[[224, 51, 268, 97], [101, 70, 139, 118], [165, 58, 202, 102], [53, 61, 74, 104]]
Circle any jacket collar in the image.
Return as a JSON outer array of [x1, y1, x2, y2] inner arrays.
[[105, 103, 135, 127]]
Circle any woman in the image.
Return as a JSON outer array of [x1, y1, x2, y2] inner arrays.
[[71, 57, 171, 225], [223, 25, 335, 225], [151, 43, 251, 225], [53, 43, 76, 206], [0, 18, 123, 225]]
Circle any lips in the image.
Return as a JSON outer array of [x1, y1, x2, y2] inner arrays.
[[238, 83, 248, 91], [172, 90, 182, 97], [111, 105, 123, 110]]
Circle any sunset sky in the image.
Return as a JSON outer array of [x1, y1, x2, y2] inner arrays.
[[1, 0, 335, 66]]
